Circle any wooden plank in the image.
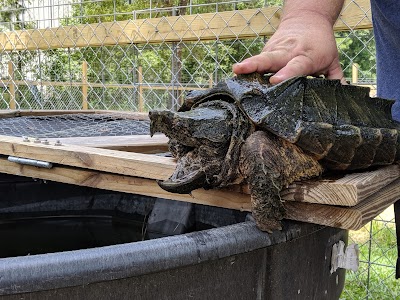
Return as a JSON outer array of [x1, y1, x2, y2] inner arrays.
[[0, 134, 175, 180], [0, 109, 98, 117], [0, 133, 398, 206], [82, 61, 88, 110], [0, 110, 20, 118], [0, 157, 251, 212], [139, 85, 207, 91], [7, 62, 16, 109], [0, 155, 397, 230], [351, 63, 359, 84], [0, 110, 149, 119], [285, 177, 400, 230], [2, 79, 118, 87], [281, 165, 400, 206], [46, 134, 169, 153], [334, 0, 372, 31], [0, 0, 371, 51], [91, 110, 149, 120], [1, 79, 208, 91], [138, 66, 144, 112]]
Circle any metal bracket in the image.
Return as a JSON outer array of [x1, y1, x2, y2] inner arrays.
[[8, 156, 53, 169]]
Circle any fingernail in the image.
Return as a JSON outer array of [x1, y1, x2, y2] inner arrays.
[[269, 74, 284, 84], [271, 73, 284, 79]]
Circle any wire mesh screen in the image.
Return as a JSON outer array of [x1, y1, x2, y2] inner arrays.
[[344, 208, 399, 299], [0, 113, 150, 137], [0, 0, 397, 298]]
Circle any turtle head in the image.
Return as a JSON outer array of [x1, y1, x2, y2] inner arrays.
[[149, 103, 233, 148], [149, 100, 251, 194]]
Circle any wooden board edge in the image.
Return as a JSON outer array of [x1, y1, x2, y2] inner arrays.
[[1, 155, 399, 230], [45, 134, 169, 153], [0, 134, 176, 180], [0, 110, 149, 120], [0, 157, 251, 212], [285, 177, 400, 230], [357, 177, 400, 227], [339, 165, 400, 202], [284, 202, 362, 230], [281, 165, 400, 206], [0, 133, 398, 207], [281, 181, 358, 206]]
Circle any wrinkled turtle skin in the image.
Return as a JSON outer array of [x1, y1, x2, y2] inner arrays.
[[149, 73, 400, 232]]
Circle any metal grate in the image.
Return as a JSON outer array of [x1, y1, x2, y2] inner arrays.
[[0, 113, 150, 138]]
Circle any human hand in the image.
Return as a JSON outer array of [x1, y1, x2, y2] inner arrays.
[[232, 12, 346, 85]]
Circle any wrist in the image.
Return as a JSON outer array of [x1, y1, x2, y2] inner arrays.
[[281, 9, 337, 28]]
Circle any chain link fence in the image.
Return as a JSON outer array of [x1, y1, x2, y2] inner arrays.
[[0, 0, 398, 298]]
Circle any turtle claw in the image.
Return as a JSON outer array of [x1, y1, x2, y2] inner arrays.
[[255, 218, 283, 233], [157, 170, 207, 194], [246, 214, 283, 233]]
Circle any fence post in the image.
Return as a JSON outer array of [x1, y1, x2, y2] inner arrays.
[[138, 66, 144, 112], [82, 61, 88, 110], [351, 63, 359, 84], [209, 74, 213, 88], [8, 61, 16, 109]]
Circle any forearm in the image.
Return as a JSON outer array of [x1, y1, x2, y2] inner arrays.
[[281, 0, 345, 26]]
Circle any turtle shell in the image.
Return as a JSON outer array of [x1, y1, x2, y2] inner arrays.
[[182, 73, 400, 170]]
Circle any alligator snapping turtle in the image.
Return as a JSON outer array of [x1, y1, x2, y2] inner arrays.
[[149, 73, 400, 232]]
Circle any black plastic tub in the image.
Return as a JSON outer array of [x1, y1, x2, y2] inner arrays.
[[0, 174, 347, 300]]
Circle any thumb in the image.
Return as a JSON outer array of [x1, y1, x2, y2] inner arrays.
[[326, 64, 347, 85]]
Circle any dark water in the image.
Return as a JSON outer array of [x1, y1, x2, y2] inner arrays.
[[0, 215, 147, 258]]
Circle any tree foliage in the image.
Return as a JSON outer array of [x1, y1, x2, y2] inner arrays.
[[0, 0, 35, 30], [337, 30, 376, 80]]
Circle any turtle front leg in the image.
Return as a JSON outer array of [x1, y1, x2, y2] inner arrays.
[[240, 131, 323, 233]]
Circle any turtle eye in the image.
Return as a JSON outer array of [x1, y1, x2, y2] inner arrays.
[[251, 88, 263, 95], [242, 88, 262, 99]]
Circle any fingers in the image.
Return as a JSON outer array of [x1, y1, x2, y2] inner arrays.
[[232, 59, 259, 74], [232, 51, 290, 75], [233, 52, 346, 85], [269, 54, 345, 85], [326, 64, 347, 85], [269, 55, 314, 84]]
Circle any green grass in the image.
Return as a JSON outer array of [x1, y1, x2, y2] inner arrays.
[[341, 218, 400, 300]]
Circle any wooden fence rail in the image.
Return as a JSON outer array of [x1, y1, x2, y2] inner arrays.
[[7, 62, 16, 110], [0, 0, 371, 51]]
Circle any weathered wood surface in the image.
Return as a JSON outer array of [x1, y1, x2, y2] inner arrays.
[[0, 134, 398, 207], [0, 110, 149, 119], [0, 110, 100, 118], [0, 157, 251, 212], [0, 79, 210, 91], [0, 155, 397, 230], [281, 165, 400, 206], [285, 177, 400, 230], [0, 135, 175, 180], [0, 0, 371, 51], [46, 134, 169, 152]]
